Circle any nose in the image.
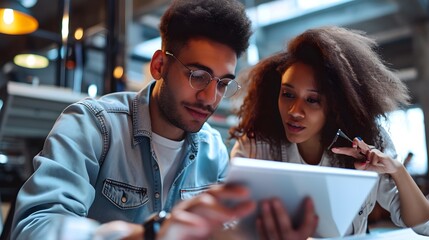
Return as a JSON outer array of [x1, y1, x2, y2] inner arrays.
[[288, 99, 305, 119], [196, 79, 219, 104]]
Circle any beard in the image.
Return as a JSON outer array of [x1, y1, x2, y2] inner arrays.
[[157, 74, 215, 133]]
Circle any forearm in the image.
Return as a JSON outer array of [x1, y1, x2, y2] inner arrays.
[[391, 165, 429, 226]]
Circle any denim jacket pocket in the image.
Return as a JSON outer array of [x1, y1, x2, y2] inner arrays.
[[102, 178, 149, 209], [180, 185, 212, 200]]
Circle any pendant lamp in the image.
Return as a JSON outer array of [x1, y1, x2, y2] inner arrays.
[[0, 0, 38, 35]]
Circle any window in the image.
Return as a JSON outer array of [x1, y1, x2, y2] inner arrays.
[[379, 107, 428, 176]]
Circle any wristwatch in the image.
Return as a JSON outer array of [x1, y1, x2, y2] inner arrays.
[[143, 210, 169, 240]]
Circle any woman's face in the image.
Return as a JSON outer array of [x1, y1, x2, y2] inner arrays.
[[278, 62, 326, 146]]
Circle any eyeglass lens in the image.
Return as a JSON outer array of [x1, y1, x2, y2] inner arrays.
[[190, 70, 239, 98], [165, 51, 240, 98]]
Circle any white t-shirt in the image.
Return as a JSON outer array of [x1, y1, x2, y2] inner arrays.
[[151, 132, 185, 206]]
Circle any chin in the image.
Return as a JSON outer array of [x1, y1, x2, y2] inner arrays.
[[184, 122, 205, 133], [286, 134, 304, 144]]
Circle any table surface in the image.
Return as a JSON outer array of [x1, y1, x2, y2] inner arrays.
[[310, 228, 428, 239]]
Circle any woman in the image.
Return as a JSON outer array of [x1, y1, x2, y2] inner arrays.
[[230, 26, 429, 237]]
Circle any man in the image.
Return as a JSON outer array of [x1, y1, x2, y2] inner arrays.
[[11, 0, 317, 239]]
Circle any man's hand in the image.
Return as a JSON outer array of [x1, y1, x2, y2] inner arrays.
[[157, 184, 256, 240], [92, 184, 254, 240]]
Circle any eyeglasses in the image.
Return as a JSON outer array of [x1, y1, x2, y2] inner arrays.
[[165, 51, 241, 98], [327, 129, 353, 150]]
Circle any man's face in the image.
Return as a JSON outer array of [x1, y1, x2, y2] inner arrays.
[[151, 38, 237, 138]]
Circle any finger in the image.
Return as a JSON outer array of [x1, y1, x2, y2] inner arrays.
[[366, 151, 377, 164], [208, 184, 257, 219], [354, 151, 383, 171], [227, 200, 256, 220], [207, 184, 252, 201], [159, 211, 212, 240], [365, 151, 387, 171], [260, 200, 280, 240], [272, 198, 292, 231], [174, 194, 227, 225], [256, 218, 268, 240], [355, 137, 376, 155], [331, 147, 362, 159], [186, 192, 256, 225], [270, 198, 296, 240], [354, 160, 369, 170], [297, 198, 319, 238]]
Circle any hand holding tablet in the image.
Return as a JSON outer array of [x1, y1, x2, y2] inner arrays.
[[225, 157, 379, 238]]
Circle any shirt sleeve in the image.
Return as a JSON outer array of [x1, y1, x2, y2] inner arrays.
[[11, 100, 105, 240], [230, 137, 250, 158], [375, 127, 407, 228], [230, 135, 274, 160], [230, 135, 261, 159]]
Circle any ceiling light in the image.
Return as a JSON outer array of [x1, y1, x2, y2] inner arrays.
[[13, 53, 49, 69], [0, 0, 38, 35]]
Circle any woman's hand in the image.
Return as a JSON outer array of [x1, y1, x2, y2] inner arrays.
[[333, 137, 429, 227], [331, 138, 402, 174], [257, 197, 318, 240]]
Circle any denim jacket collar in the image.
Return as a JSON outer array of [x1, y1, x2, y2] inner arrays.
[[131, 81, 199, 154]]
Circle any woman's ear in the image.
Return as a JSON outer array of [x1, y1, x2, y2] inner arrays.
[[150, 50, 165, 80]]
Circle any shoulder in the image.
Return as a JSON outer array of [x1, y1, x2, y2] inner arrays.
[[197, 122, 225, 144], [231, 135, 272, 159], [194, 123, 229, 166], [378, 126, 398, 159], [77, 92, 138, 114]]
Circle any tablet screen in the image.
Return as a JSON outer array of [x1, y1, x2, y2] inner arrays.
[[225, 157, 379, 238]]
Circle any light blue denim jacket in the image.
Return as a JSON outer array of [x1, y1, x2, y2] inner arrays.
[[11, 82, 229, 239]]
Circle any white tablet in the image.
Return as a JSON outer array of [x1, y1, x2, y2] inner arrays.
[[225, 157, 379, 238]]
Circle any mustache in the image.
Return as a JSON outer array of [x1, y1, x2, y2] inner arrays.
[[184, 101, 216, 113]]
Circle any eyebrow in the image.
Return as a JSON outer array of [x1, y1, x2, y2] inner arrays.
[[281, 83, 320, 93], [187, 62, 236, 80]]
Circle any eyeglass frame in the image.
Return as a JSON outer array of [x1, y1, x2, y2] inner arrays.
[[164, 51, 241, 98]]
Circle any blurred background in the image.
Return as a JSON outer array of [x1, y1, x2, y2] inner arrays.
[[1, 0, 429, 230]]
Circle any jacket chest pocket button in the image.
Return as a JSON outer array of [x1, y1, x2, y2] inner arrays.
[[121, 194, 127, 203], [189, 155, 195, 160]]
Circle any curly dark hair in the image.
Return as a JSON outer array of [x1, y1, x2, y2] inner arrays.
[[159, 0, 252, 57], [230, 26, 410, 167]]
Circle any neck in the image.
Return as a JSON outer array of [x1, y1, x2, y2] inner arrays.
[[149, 86, 185, 141], [297, 139, 324, 165]]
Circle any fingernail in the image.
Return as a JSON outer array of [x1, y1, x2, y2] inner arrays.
[[357, 137, 362, 141]]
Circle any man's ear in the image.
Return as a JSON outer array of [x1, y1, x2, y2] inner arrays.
[[150, 50, 165, 80]]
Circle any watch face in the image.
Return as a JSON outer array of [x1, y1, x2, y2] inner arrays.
[[143, 211, 170, 240]]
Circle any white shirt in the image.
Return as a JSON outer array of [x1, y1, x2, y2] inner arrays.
[[151, 132, 185, 206]]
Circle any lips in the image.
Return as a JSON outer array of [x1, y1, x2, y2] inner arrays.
[[186, 106, 210, 121], [287, 122, 305, 133]]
